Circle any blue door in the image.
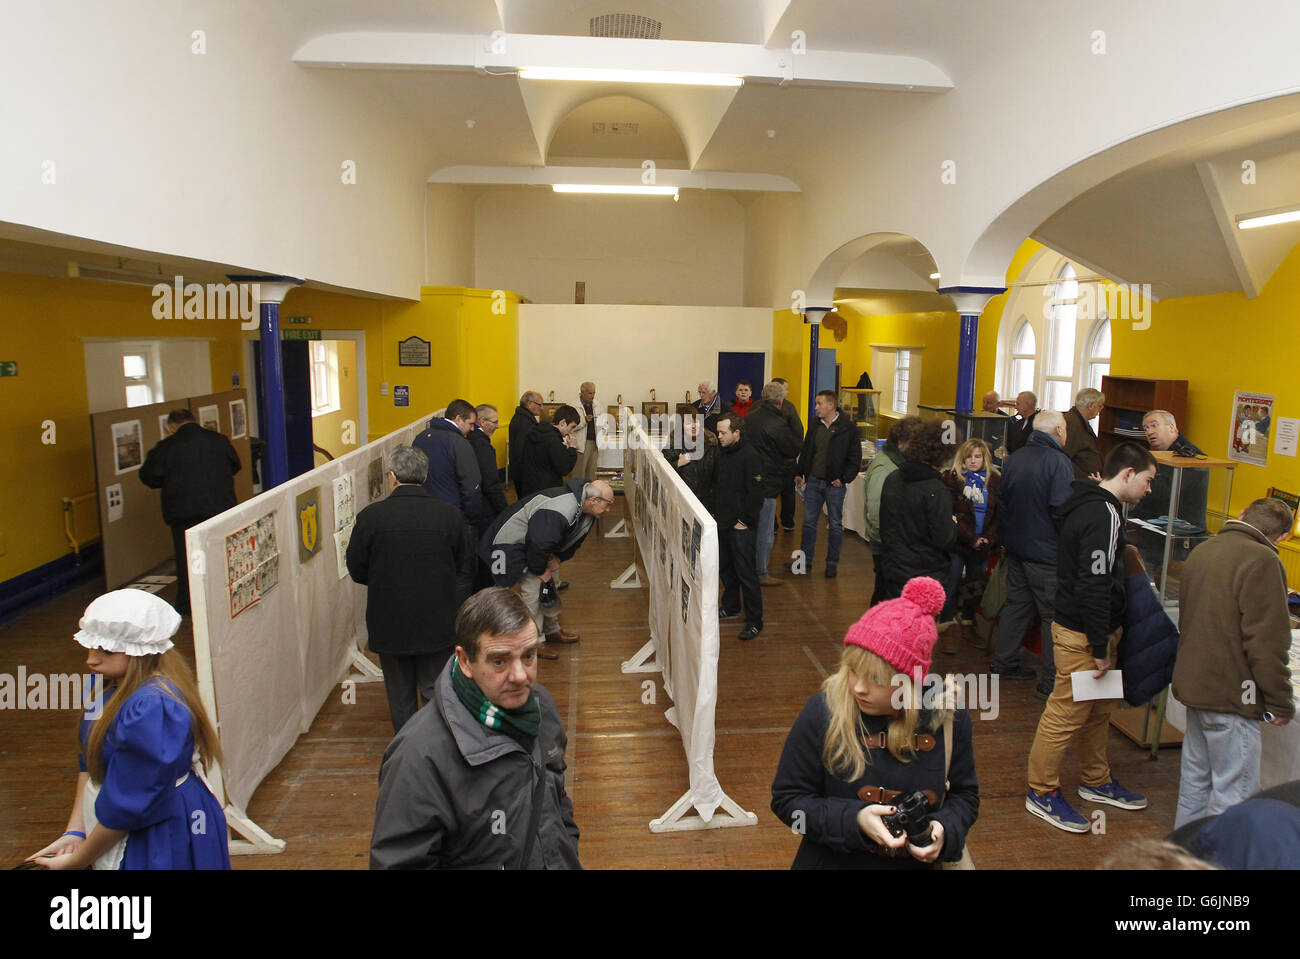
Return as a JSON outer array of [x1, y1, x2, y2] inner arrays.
[[716, 351, 766, 408]]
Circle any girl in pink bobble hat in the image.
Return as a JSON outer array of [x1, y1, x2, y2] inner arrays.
[[771, 576, 981, 869]]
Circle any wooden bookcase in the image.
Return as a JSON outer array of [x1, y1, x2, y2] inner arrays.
[[1098, 376, 1187, 456]]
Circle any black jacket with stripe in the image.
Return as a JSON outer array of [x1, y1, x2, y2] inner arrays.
[[1053, 481, 1128, 658], [478, 478, 594, 586]]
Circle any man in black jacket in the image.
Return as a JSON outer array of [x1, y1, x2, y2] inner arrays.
[[746, 383, 802, 585], [771, 377, 805, 533], [712, 413, 764, 640], [693, 379, 729, 434], [139, 408, 241, 616], [468, 404, 509, 590], [1005, 391, 1039, 455], [1026, 441, 1156, 834], [346, 445, 466, 733], [479, 478, 614, 659], [795, 390, 861, 578], [517, 405, 581, 499], [412, 398, 481, 603], [508, 391, 543, 494]]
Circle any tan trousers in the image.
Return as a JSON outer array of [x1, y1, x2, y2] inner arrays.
[[1027, 623, 1122, 794], [517, 569, 560, 637], [571, 439, 598, 482]]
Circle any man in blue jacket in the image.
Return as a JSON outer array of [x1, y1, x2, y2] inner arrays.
[[990, 411, 1073, 695], [1026, 442, 1156, 834], [413, 399, 483, 603]]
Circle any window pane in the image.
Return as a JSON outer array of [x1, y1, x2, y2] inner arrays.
[[1045, 379, 1072, 412], [125, 384, 152, 407], [310, 340, 325, 362], [1048, 304, 1076, 376], [1089, 363, 1109, 392], [897, 350, 910, 370], [1013, 321, 1035, 354], [1011, 358, 1035, 397], [1054, 263, 1077, 302], [312, 365, 328, 411], [1090, 321, 1111, 359], [123, 354, 147, 378]]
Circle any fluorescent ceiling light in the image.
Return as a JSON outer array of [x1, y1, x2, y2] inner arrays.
[[519, 66, 742, 86], [929, 272, 940, 280], [1236, 206, 1300, 230], [552, 184, 678, 197]]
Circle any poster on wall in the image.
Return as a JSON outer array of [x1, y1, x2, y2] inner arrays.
[[225, 521, 259, 617], [112, 420, 143, 475], [104, 483, 124, 523], [368, 457, 386, 503], [1228, 391, 1274, 467], [254, 511, 279, 598], [296, 487, 322, 562], [333, 474, 357, 579], [229, 399, 247, 440], [198, 404, 220, 432]]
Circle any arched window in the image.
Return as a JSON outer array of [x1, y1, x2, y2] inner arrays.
[[1009, 319, 1036, 397], [1043, 263, 1077, 413], [1087, 319, 1111, 391]]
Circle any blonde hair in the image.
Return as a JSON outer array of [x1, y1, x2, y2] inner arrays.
[[85, 651, 221, 784], [821, 646, 953, 781], [1097, 839, 1217, 870], [953, 438, 997, 478]]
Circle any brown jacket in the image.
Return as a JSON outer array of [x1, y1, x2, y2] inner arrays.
[[1062, 406, 1102, 481], [1171, 520, 1295, 720]]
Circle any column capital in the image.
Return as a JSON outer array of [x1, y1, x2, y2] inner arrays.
[[938, 285, 1005, 317], [227, 275, 304, 305], [801, 305, 834, 325]]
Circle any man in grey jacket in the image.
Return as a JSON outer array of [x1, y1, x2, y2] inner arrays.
[[370, 588, 581, 869]]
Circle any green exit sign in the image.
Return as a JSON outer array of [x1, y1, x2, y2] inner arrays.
[[287, 316, 312, 325], [281, 329, 321, 341], [0, 361, 16, 377]]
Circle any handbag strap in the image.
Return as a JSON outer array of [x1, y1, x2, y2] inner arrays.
[[516, 757, 548, 870], [942, 714, 953, 805]]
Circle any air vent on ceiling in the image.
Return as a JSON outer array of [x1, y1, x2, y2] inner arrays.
[[591, 122, 638, 135], [589, 13, 662, 39]]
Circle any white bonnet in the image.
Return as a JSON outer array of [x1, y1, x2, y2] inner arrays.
[[74, 589, 180, 656]]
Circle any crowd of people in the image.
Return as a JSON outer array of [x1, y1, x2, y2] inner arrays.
[[28, 376, 1297, 871]]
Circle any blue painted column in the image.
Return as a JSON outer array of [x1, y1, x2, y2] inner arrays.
[[938, 286, 1006, 416], [804, 306, 831, 425], [955, 313, 979, 413], [229, 275, 303, 491]]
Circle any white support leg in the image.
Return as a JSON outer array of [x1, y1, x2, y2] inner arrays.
[[610, 562, 641, 589], [604, 518, 630, 538], [649, 791, 758, 833], [620, 638, 661, 674], [347, 647, 385, 684], [224, 802, 287, 855]]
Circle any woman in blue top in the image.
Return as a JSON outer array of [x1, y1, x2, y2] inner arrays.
[[27, 589, 230, 870], [940, 438, 1001, 642]]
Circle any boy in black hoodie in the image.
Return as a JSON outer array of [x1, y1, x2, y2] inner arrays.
[[1026, 442, 1157, 833], [712, 413, 765, 640]]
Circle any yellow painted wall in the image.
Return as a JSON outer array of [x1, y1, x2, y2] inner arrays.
[[771, 309, 810, 414], [837, 308, 961, 410]]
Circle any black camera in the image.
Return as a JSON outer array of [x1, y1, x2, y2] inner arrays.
[[539, 579, 560, 610], [883, 790, 934, 847]]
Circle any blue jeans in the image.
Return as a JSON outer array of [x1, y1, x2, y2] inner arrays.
[[800, 477, 846, 566], [756, 498, 778, 577], [1175, 708, 1262, 828]]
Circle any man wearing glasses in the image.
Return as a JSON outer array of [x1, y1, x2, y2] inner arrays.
[[509, 391, 544, 495]]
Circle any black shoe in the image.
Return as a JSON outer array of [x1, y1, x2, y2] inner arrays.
[[739, 624, 762, 641], [782, 525, 796, 532], [824, 563, 838, 579], [556, 580, 570, 591], [719, 608, 741, 620], [990, 664, 1037, 680]]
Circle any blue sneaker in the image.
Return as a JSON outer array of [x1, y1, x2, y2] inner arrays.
[[1078, 778, 1148, 810], [1026, 788, 1090, 833]]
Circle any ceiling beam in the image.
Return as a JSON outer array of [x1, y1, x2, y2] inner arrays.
[[428, 165, 801, 192], [294, 32, 953, 92], [1196, 159, 1261, 298]]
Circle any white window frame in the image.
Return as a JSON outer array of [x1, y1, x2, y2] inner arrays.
[[120, 341, 163, 408], [309, 340, 341, 417], [870, 344, 923, 416]]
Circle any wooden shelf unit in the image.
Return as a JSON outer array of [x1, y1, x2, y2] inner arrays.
[[1098, 376, 1188, 455]]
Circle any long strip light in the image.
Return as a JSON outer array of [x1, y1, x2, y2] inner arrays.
[[519, 66, 743, 86], [1236, 206, 1300, 230], [552, 184, 678, 197]]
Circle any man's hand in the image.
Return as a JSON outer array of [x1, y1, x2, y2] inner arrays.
[[831, 479, 843, 488], [907, 820, 946, 863], [676, 452, 691, 468], [1088, 471, 1102, 482], [795, 476, 806, 491], [734, 522, 748, 530], [856, 805, 906, 850], [1093, 656, 1112, 678], [1269, 714, 1292, 726], [974, 536, 989, 549]]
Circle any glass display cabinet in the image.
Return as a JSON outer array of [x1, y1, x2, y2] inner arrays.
[[838, 388, 881, 463]]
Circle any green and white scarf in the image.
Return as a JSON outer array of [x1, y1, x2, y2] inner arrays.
[[451, 660, 541, 754]]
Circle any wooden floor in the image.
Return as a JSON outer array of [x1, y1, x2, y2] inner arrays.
[[0, 499, 1182, 869]]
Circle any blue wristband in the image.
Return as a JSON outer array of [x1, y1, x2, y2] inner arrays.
[[63, 830, 86, 839]]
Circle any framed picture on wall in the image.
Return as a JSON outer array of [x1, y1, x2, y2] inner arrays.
[[540, 402, 563, 423], [198, 404, 220, 432], [112, 420, 143, 475], [642, 401, 668, 418], [229, 399, 247, 440]]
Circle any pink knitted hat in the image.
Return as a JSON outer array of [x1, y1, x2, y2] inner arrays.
[[844, 577, 945, 676]]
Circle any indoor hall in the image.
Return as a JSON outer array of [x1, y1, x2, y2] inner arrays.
[[3, 0, 1300, 879]]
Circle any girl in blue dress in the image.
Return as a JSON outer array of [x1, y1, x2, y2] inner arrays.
[[27, 589, 230, 870]]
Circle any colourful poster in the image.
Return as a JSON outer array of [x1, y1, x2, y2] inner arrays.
[[1228, 391, 1273, 467], [297, 487, 322, 562]]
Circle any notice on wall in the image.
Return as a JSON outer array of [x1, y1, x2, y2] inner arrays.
[[333, 474, 356, 579], [296, 487, 322, 562], [1274, 417, 1299, 458], [368, 457, 385, 503], [1228, 391, 1274, 467], [105, 483, 124, 523], [226, 510, 280, 618]]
